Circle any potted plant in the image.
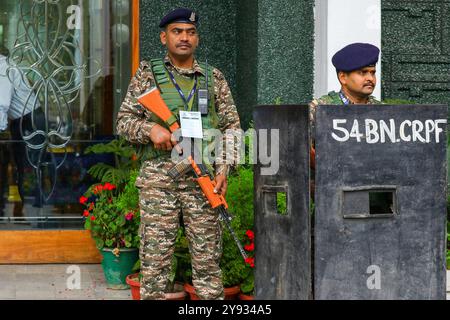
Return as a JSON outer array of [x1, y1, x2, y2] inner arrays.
[[80, 137, 142, 289], [80, 171, 140, 289]]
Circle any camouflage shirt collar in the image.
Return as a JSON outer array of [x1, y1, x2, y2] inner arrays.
[[163, 54, 205, 76]]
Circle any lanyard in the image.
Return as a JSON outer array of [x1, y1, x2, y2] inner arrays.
[[339, 91, 351, 106], [167, 70, 198, 111]]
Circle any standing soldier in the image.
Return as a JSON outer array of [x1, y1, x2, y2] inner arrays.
[[309, 43, 381, 167], [116, 8, 241, 300], [309, 42, 381, 190], [310, 42, 382, 131]]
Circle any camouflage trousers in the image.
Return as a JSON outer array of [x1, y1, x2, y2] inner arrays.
[[139, 184, 224, 300]]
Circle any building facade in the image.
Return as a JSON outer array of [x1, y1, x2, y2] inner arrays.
[[0, 0, 447, 263]]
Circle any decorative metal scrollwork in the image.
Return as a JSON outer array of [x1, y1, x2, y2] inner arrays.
[[6, 0, 100, 202]]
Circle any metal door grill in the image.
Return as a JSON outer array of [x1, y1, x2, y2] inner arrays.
[[0, 0, 131, 229]]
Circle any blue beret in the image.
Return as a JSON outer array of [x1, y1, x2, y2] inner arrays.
[[159, 8, 199, 28], [332, 43, 380, 72]]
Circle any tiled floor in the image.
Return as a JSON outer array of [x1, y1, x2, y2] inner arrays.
[[0, 264, 131, 300], [0, 265, 449, 300]]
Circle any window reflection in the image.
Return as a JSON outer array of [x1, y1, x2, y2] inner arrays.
[[0, 0, 132, 229]]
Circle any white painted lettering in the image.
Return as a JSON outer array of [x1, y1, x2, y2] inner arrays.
[[412, 120, 426, 143], [399, 120, 412, 142], [330, 118, 444, 144], [379, 119, 396, 143], [434, 119, 447, 143], [365, 119, 379, 144], [331, 119, 349, 142], [349, 119, 364, 142], [424, 119, 435, 143]]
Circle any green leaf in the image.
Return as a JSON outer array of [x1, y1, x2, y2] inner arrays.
[[240, 272, 254, 294], [95, 239, 104, 250], [109, 223, 117, 232], [132, 259, 141, 273], [118, 214, 126, 227], [87, 163, 115, 182], [85, 137, 136, 158], [169, 256, 178, 284]]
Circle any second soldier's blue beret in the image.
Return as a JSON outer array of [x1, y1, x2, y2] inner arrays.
[[159, 8, 199, 28], [332, 43, 380, 72]]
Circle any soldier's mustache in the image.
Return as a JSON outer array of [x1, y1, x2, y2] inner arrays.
[[177, 43, 192, 48]]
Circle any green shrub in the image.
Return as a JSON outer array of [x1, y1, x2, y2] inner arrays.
[[221, 166, 254, 289]]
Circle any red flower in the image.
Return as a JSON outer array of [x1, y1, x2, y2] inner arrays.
[[82, 210, 89, 217], [131, 154, 137, 161], [79, 196, 88, 205], [245, 257, 255, 268], [108, 197, 113, 204], [88, 203, 95, 211], [244, 242, 254, 252], [245, 230, 254, 241], [90, 216, 96, 221], [125, 212, 134, 221], [93, 185, 103, 194], [104, 183, 116, 191]]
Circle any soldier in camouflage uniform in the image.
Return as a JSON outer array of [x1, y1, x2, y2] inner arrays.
[[116, 8, 241, 300]]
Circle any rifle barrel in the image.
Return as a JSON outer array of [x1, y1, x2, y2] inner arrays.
[[218, 206, 248, 261]]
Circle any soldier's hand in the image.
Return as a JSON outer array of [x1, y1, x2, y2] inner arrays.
[[214, 174, 227, 197], [149, 124, 176, 151]]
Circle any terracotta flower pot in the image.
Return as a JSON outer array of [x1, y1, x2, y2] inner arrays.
[[125, 273, 140, 300], [184, 283, 240, 300], [126, 273, 187, 300], [238, 292, 254, 300], [165, 283, 188, 300]]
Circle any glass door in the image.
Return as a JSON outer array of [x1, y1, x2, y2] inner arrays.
[[0, 0, 136, 262]]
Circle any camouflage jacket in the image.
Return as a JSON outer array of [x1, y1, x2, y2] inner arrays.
[[309, 90, 381, 142], [116, 55, 241, 188]]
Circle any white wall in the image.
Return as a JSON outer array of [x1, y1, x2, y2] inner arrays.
[[314, 0, 381, 100]]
